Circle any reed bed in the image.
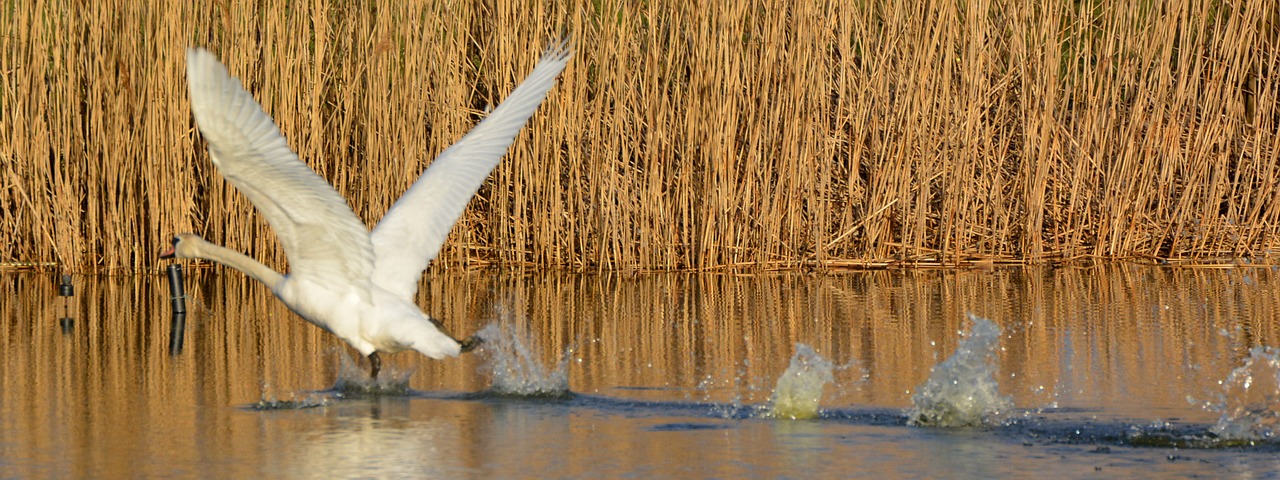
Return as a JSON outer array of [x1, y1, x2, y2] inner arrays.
[[1, 0, 1277, 273]]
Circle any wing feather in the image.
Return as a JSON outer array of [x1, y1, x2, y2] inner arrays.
[[186, 48, 375, 286], [370, 40, 572, 300]]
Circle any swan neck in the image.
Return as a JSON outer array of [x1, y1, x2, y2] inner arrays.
[[192, 240, 284, 288]]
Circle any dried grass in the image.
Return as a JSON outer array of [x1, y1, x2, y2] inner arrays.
[[1, 0, 1278, 273]]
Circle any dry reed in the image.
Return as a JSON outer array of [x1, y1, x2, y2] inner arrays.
[[1, 0, 1278, 273]]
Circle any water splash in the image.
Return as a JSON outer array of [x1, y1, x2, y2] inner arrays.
[[908, 314, 1012, 427], [697, 364, 760, 419], [251, 380, 331, 410], [766, 344, 835, 419], [1208, 346, 1280, 441], [329, 350, 413, 396], [476, 323, 570, 397]]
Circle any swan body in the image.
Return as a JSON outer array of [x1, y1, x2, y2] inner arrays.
[[164, 40, 572, 377]]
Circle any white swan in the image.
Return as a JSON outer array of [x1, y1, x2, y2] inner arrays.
[[162, 40, 572, 379]]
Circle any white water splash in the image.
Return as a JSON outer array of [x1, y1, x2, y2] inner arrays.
[[476, 323, 570, 397], [767, 344, 835, 419], [1208, 346, 1280, 441], [330, 350, 413, 396], [908, 314, 1012, 427]]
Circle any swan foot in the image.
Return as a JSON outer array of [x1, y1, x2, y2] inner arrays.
[[368, 352, 382, 379], [459, 335, 483, 353]]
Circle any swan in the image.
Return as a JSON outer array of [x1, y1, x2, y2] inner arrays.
[[161, 40, 572, 379]]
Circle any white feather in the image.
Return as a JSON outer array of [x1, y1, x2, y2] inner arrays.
[[371, 39, 572, 301], [171, 40, 571, 371]]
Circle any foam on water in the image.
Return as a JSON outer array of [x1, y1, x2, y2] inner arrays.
[[908, 314, 1012, 427], [475, 323, 570, 397], [766, 343, 835, 420], [1208, 346, 1280, 441]]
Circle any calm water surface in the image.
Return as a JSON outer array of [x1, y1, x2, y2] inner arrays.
[[3, 265, 1280, 478]]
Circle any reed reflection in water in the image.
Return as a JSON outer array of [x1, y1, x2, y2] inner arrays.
[[1, 265, 1278, 476]]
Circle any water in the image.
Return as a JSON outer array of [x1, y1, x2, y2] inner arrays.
[[766, 344, 835, 420], [474, 323, 571, 397], [3, 265, 1280, 477], [907, 315, 1011, 427], [1208, 346, 1280, 441]]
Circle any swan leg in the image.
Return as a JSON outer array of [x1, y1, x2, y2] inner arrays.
[[368, 352, 382, 379]]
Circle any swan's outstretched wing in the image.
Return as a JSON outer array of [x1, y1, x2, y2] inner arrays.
[[370, 40, 572, 300], [186, 48, 374, 286]]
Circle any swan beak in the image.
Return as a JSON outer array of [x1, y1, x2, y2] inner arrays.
[[160, 247, 176, 259]]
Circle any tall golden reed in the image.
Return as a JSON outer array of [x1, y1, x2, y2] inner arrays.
[[1, 0, 1277, 273]]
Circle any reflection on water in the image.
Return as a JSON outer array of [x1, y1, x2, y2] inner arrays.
[[2, 265, 1280, 476]]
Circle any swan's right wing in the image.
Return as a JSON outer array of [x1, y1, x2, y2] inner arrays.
[[186, 48, 374, 286], [370, 40, 572, 301]]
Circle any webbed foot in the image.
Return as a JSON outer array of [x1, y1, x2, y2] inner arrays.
[[459, 335, 483, 353]]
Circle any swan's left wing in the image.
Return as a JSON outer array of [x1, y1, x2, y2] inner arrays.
[[186, 48, 375, 286], [370, 40, 572, 301]]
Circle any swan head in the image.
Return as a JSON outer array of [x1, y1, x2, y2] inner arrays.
[[160, 233, 205, 259]]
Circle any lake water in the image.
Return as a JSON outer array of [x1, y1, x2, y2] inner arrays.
[[3, 265, 1280, 477]]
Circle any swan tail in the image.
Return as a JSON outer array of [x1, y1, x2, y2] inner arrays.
[[404, 316, 466, 360]]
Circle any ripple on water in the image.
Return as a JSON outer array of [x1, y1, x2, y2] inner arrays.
[[248, 396, 331, 411]]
